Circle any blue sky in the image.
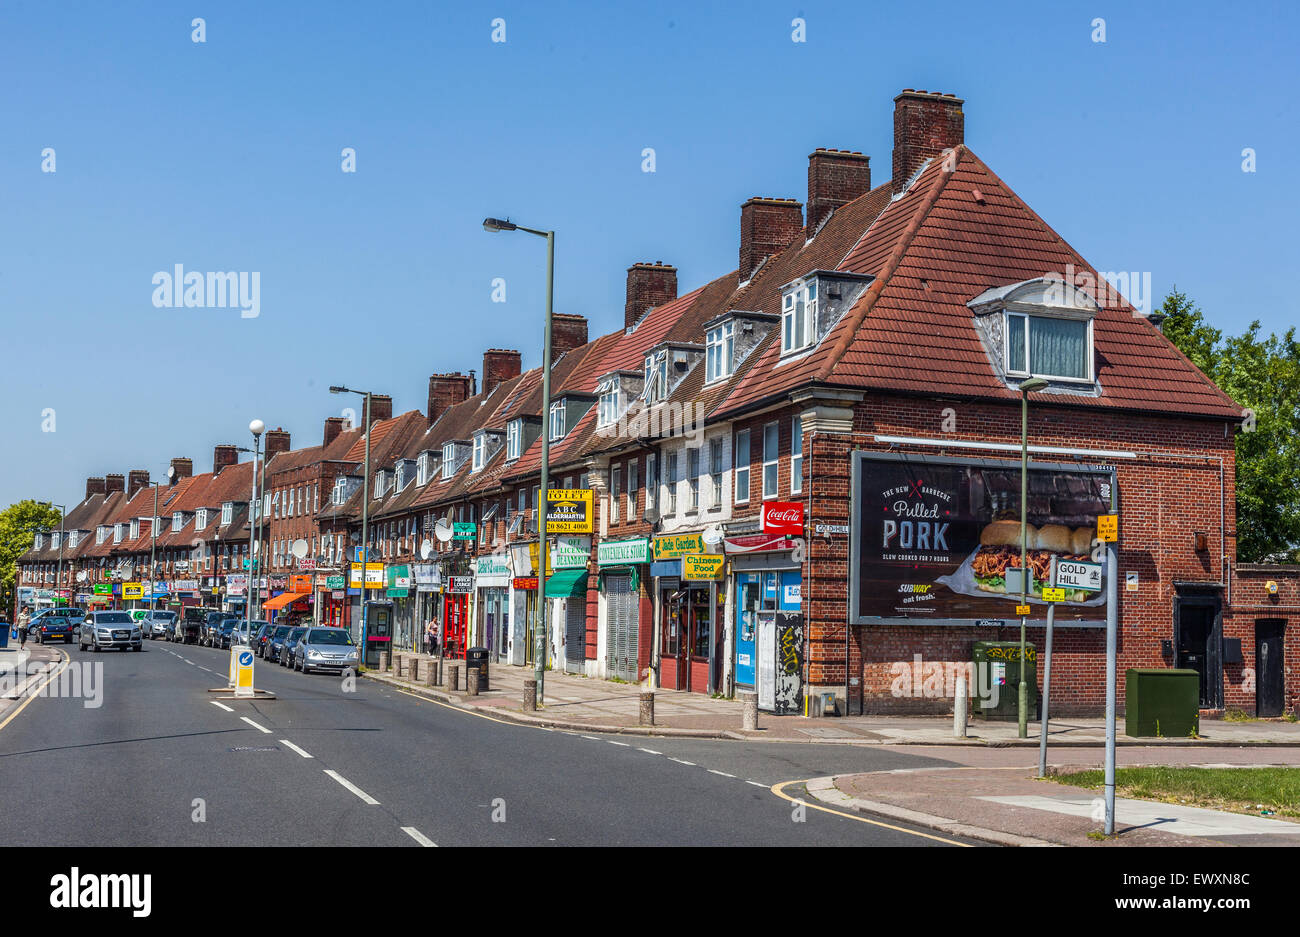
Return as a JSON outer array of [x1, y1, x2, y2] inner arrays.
[[1, 0, 1296, 510]]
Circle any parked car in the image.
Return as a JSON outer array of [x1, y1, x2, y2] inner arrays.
[[251, 622, 275, 657], [202, 612, 237, 647], [293, 627, 359, 674], [264, 625, 293, 662], [34, 616, 76, 644], [180, 606, 212, 644], [215, 619, 240, 649], [279, 627, 309, 667], [79, 611, 142, 652], [143, 610, 177, 640]]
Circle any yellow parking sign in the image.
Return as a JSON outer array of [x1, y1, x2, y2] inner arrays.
[[1096, 513, 1118, 543], [1015, 604, 1031, 616]]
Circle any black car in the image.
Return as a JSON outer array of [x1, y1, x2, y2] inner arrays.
[[202, 612, 236, 647], [264, 625, 293, 663], [215, 619, 240, 649], [35, 616, 76, 644], [279, 627, 309, 667], [252, 622, 276, 657]]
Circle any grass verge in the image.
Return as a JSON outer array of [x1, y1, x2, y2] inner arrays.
[[1052, 766, 1300, 819]]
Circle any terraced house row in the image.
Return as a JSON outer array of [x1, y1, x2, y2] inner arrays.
[[18, 90, 1297, 718]]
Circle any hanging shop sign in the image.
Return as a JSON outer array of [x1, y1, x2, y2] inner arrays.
[[413, 564, 441, 593], [453, 522, 477, 541], [92, 583, 112, 595], [654, 534, 703, 560], [848, 451, 1114, 627], [597, 537, 650, 567], [325, 574, 345, 590], [289, 574, 313, 594], [762, 501, 805, 536], [447, 576, 473, 594], [512, 576, 539, 591], [545, 489, 593, 534], [298, 557, 317, 570], [348, 563, 385, 590], [386, 565, 412, 590], [682, 554, 725, 580], [550, 535, 591, 570]]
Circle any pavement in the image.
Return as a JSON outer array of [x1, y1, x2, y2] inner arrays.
[[361, 649, 1300, 746]]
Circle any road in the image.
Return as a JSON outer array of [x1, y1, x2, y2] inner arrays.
[[0, 640, 980, 847]]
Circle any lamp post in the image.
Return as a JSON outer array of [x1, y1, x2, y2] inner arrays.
[[50, 503, 66, 608], [149, 465, 176, 612], [246, 421, 265, 632], [1016, 377, 1049, 738], [331, 387, 373, 663], [483, 216, 554, 703]]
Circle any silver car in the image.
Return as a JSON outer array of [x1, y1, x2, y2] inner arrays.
[[293, 627, 359, 674], [143, 610, 177, 640], [80, 611, 143, 652]]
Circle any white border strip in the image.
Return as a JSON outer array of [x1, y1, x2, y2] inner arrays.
[[873, 434, 1137, 460]]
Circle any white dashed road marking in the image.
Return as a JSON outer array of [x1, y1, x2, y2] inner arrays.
[[746, 780, 767, 788], [669, 758, 696, 766], [401, 826, 437, 847], [279, 739, 314, 759], [325, 770, 380, 805], [240, 716, 271, 734], [210, 701, 233, 712], [708, 769, 736, 778], [606, 740, 630, 747], [637, 748, 662, 755]]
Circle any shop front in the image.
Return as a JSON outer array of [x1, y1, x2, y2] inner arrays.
[[728, 528, 804, 713], [442, 574, 473, 660], [413, 564, 441, 652], [475, 554, 511, 663], [320, 574, 348, 627], [510, 575, 539, 667], [597, 537, 650, 683], [548, 536, 591, 675], [386, 564, 417, 653], [652, 534, 725, 695]]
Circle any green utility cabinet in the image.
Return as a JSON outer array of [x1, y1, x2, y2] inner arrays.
[[971, 641, 1037, 720], [1125, 669, 1200, 738]]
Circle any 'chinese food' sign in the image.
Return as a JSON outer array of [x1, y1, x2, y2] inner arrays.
[[849, 452, 1113, 627]]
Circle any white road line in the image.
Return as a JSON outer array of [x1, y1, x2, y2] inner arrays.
[[746, 780, 767, 788], [279, 739, 314, 759], [580, 735, 600, 741], [198, 666, 213, 673], [708, 769, 736, 778], [240, 716, 271, 734], [401, 826, 437, 847], [606, 740, 631, 747], [185, 660, 195, 666], [669, 758, 696, 766], [637, 748, 662, 755], [210, 701, 234, 712], [325, 770, 380, 805]]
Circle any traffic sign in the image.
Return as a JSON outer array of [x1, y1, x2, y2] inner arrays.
[[233, 647, 255, 698], [1041, 587, 1066, 603], [1055, 559, 1103, 592], [1096, 513, 1118, 543], [1015, 604, 1031, 616]]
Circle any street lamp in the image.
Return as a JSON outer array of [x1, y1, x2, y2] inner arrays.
[[331, 387, 374, 664], [149, 465, 176, 612], [483, 216, 554, 703], [1017, 376, 1049, 738]]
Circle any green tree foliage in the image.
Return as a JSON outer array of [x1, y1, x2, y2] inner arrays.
[[0, 500, 64, 612], [1158, 289, 1300, 562]]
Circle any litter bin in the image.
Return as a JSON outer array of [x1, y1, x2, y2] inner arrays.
[[971, 641, 1037, 720], [1125, 669, 1199, 738], [0, 624, 9, 650], [466, 646, 489, 690]]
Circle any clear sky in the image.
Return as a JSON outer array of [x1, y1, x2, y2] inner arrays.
[[1, 0, 1296, 511]]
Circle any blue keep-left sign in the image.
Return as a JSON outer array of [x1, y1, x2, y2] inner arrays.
[[238, 650, 253, 667]]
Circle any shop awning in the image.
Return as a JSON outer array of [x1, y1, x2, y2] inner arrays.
[[544, 569, 588, 598], [262, 592, 307, 611]]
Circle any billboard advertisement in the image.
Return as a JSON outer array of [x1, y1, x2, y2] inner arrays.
[[849, 451, 1114, 627]]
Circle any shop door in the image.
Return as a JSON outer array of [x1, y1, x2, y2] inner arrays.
[[1176, 596, 1221, 709], [734, 575, 760, 688], [756, 612, 776, 710], [687, 585, 713, 693], [606, 574, 637, 682], [661, 587, 684, 690], [564, 600, 586, 674], [1256, 620, 1285, 718], [773, 611, 803, 715], [493, 591, 510, 664], [442, 593, 468, 659]]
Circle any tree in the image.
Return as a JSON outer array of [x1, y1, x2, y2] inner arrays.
[[1158, 288, 1300, 562], [0, 500, 64, 614]]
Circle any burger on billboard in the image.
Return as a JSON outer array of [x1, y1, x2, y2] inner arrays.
[[849, 451, 1113, 627]]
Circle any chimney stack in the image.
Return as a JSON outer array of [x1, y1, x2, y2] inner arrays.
[[104, 474, 125, 495], [892, 89, 964, 195], [624, 262, 678, 330], [213, 445, 238, 474], [482, 350, 522, 396], [85, 477, 107, 500], [323, 416, 347, 447], [368, 394, 394, 424], [169, 458, 193, 483], [739, 198, 803, 283], [264, 428, 291, 461], [551, 314, 588, 363], [427, 373, 472, 425], [127, 469, 150, 500], [806, 149, 870, 235]]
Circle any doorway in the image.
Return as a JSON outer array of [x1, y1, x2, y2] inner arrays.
[[442, 593, 468, 659], [1175, 589, 1222, 709], [1255, 619, 1285, 717]]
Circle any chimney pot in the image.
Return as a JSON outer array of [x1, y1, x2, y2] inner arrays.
[[213, 445, 239, 474], [739, 197, 803, 283], [625, 262, 678, 330]]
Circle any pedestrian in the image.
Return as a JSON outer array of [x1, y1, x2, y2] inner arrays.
[[424, 620, 438, 656], [17, 611, 28, 649]]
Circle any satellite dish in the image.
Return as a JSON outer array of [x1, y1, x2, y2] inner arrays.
[[291, 539, 309, 559], [420, 540, 433, 559], [350, 531, 360, 542], [434, 519, 453, 543], [121, 563, 134, 579], [167, 464, 176, 480], [76, 571, 87, 583], [701, 525, 723, 549], [443, 507, 456, 523], [642, 507, 660, 526]]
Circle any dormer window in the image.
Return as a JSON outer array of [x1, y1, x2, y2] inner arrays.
[[644, 352, 667, 403], [781, 279, 818, 354], [506, 419, 522, 461], [1004, 313, 1091, 381], [51, 531, 61, 549], [96, 526, 109, 545], [417, 452, 430, 485], [222, 502, 233, 525], [396, 460, 414, 492], [706, 322, 735, 382], [332, 476, 347, 505], [442, 443, 455, 479], [968, 277, 1099, 387], [549, 401, 566, 441], [597, 378, 622, 428], [34, 533, 45, 550], [130, 519, 140, 540], [195, 509, 208, 530], [374, 470, 392, 497]]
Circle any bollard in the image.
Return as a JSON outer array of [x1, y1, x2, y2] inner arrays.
[[380, 651, 391, 673], [446, 662, 460, 692], [740, 691, 759, 731], [393, 653, 403, 677], [409, 658, 420, 682], [467, 666, 480, 696], [523, 678, 537, 712], [424, 659, 439, 687], [954, 675, 968, 739], [639, 691, 655, 727]]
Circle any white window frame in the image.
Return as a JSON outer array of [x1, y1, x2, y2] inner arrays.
[[506, 420, 522, 461], [610, 463, 621, 525], [442, 443, 455, 479], [762, 421, 779, 499], [222, 502, 233, 525], [196, 509, 208, 530], [549, 401, 566, 441], [705, 322, 735, 383], [687, 448, 700, 512], [472, 433, 486, 472], [645, 454, 657, 511], [643, 352, 667, 402], [417, 453, 429, 485], [710, 437, 723, 508], [627, 458, 638, 518], [781, 279, 818, 354], [1002, 310, 1095, 383], [734, 429, 750, 504], [597, 378, 621, 428], [791, 415, 803, 495], [664, 451, 677, 514]]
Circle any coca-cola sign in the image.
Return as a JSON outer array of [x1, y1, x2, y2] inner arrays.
[[762, 501, 804, 535]]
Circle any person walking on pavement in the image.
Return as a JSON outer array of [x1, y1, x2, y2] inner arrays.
[[17, 608, 29, 648]]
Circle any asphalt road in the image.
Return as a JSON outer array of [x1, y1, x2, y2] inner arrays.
[[0, 639, 981, 847]]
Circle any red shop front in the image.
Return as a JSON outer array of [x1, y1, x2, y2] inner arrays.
[[658, 575, 723, 695], [442, 577, 471, 660]]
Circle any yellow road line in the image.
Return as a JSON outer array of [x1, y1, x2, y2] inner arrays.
[[770, 778, 973, 846], [0, 648, 71, 733]]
